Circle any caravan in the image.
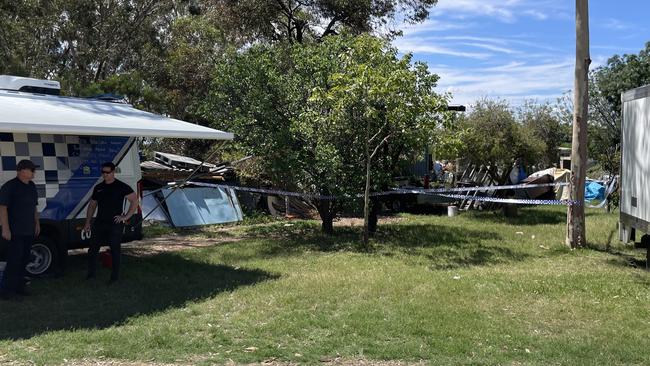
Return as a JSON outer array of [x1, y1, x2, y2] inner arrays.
[[0, 75, 233, 275]]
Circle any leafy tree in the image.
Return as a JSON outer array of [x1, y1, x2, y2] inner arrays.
[[208, 0, 438, 43], [0, 1, 61, 77], [72, 13, 229, 158], [518, 101, 571, 169], [451, 99, 545, 184], [0, 0, 197, 93], [586, 42, 650, 176], [303, 36, 447, 244], [201, 35, 448, 235], [556, 43, 650, 178]]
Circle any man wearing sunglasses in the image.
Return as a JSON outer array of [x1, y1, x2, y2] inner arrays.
[[83, 162, 138, 284], [0, 159, 39, 300]]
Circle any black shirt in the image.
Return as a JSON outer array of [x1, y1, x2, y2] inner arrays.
[[91, 179, 134, 225], [0, 177, 38, 236]]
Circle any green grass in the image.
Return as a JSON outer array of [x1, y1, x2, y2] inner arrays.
[[2, 206, 650, 365]]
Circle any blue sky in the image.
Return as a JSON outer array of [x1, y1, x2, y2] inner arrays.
[[392, 0, 649, 107]]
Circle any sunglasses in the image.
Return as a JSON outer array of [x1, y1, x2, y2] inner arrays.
[[101, 170, 114, 174]]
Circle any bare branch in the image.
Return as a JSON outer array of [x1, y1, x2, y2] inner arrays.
[[370, 134, 392, 160], [368, 122, 388, 144], [321, 16, 342, 38]]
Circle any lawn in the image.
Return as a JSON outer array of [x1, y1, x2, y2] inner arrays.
[[1, 206, 649, 365]]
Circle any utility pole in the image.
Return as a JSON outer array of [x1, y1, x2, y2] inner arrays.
[[566, 0, 590, 248]]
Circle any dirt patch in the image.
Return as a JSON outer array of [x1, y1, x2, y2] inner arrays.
[[333, 216, 404, 227], [97, 216, 404, 258], [122, 234, 242, 257]]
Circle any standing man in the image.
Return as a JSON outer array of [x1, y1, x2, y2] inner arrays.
[[83, 162, 138, 284], [0, 160, 40, 300]]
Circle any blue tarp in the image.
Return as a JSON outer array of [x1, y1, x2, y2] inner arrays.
[[585, 181, 605, 202]]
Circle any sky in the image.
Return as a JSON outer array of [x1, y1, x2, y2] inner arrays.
[[392, 0, 649, 107]]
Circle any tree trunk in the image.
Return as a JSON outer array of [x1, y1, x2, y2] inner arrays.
[[317, 198, 335, 235], [369, 197, 379, 235], [363, 141, 371, 248], [566, 0, 590, 248]]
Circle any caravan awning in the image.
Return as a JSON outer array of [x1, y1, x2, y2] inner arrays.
[[0, 90, 233, 140]]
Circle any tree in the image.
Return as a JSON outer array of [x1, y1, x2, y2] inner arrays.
[[70, 13, 230, 158], [304, 36, 447, 245], [207, 0, 438, 43], [588, 42, 650, 177], [566, 0, 590, 249], [518, 101, 571, 169], [0, 1, 61, 77], [0, 1, 198, 93], [450, 99, 545, 184], [201, 35, 449, 236]]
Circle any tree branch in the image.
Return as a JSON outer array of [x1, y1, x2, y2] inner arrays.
[[273, 0, 292, 15], [370, 134, 392, 160], [320, 15, 342, 38], [368, 122, 388, 145]]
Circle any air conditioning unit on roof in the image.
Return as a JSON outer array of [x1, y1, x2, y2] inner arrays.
[[0, 75, 61, 95]]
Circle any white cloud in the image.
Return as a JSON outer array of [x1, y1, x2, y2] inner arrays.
[[389, 0, 582, 106], [601, 18, 632, 30], [523, 10, 548, 20], [431, 0, 524, 23], [429, 0, 567, 23], [403, 34, 560, 53], [433, 55, 608, 107], [460, 42, 520, 54], [393, 39, 493, 59], [401, 19, 474, 35], [430, 59, 575, 106]]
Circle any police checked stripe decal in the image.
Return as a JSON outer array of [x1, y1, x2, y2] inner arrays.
[[0, 133, 133, 221]]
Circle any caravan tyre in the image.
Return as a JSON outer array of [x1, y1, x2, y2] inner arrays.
[[26, 236, 56, 276]]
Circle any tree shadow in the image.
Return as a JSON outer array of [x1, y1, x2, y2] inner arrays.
[[0, 250, 277, 340], [228, 221, 529, 270], [603, 256, 647, 270], [587, 243, 649, 271], [464, 206, 567, 226]]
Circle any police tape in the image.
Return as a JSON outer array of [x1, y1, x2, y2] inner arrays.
[[183, 181, 581, 205], [184, 181, 336, 199], [145, 181, 566, 199], [435, 194, 580, 206], [382, 182, 569, 195]]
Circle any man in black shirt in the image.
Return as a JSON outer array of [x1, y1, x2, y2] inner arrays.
[[0, 159, 40, 300], [83, 162, 138, 284]]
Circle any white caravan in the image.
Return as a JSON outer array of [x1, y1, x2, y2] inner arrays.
[[0, 75, 233, 275]]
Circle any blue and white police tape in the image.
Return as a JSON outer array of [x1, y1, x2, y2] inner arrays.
[[379, 181, 569, 196], [435, 193, 581, 206], [184, 181, 579, 205], [186, 181, 337, 199], [147, 180, 567, 199]]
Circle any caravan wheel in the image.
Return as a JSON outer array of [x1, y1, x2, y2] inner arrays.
[[27, 237, 55, 276]]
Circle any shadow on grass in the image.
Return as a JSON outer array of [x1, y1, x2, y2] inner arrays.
[[0, 250, 276, 340], [463, 206, 567, 226], [229, 220, 529, 270], [588, 243, 649, 270]]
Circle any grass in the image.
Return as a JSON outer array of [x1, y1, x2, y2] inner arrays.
[[1, 206, 650, 365]]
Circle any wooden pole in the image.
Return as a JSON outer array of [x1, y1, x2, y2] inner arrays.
[[566, 0, 590, 248]]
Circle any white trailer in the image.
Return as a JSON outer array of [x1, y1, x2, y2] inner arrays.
[[0, 75, 233, 275], [619, 84, 650, 251]]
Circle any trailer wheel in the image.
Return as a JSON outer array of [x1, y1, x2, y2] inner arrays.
[[26, 236, 56, 276]]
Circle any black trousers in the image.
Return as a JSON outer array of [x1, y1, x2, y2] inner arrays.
[[0, 235, 33, 294], [87, 223, 124, 280]]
